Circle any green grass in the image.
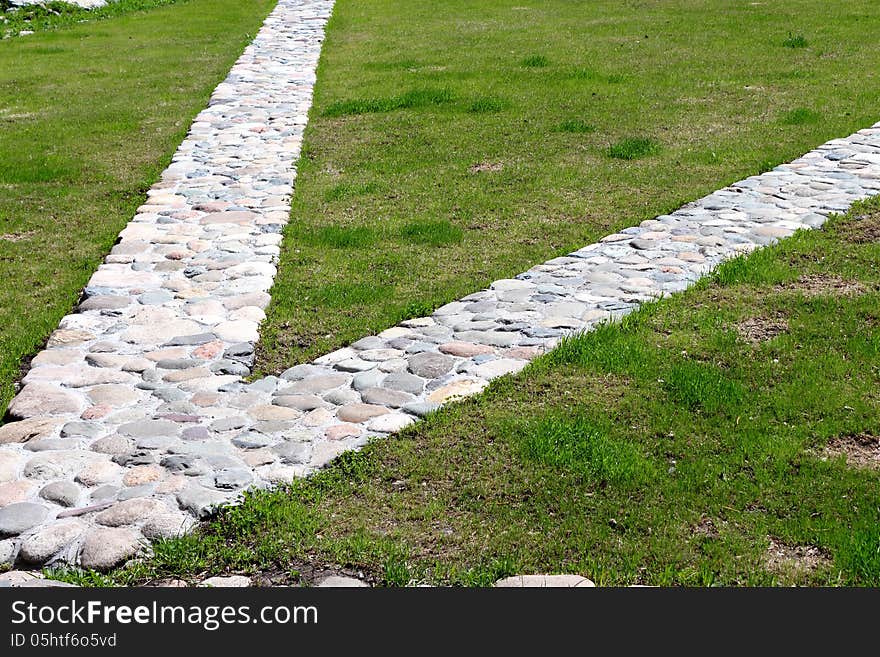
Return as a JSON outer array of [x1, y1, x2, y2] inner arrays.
[[607, 137, 661, 160], [557, 119, 596, 134], [323, 87, 454, 117], [781, 107, 822, 125], [255, 0, 880, 376], [783, 33, 809, 48], [0, 0, 185, 39], [0, 0, 276, 413], [65, 202, 880, 587], [521, 54, 548, 68]]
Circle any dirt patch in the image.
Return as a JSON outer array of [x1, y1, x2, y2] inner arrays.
[[837, 212, 880, 244], [735, 314, 788, 343], [765, 537, 831, 577], [776, 274, 866, 297], [824, 432, 880, 470], [692, 516, 719, 538], [469, 160, 504, 173], [0, 231, 34, 242]]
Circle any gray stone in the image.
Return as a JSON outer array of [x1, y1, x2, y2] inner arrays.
[[286, 374, 347, 394], [316, 575, 369, 587], [119, 419, 179, 438], [112, 450, 155, 467], [322, 388, 360, 405], [25, 438, 80, 452], [382, 371, 425, 394], [0, 538, 16, 565], [176, 485, 230, 519], [156, 358, 204, 370], [201, 575, 252, 587], [80, 295, 130, 311], [407, 352, 455, 379], [211, 361, 250, 376], [116, 484, 156, 501], [280, 364, 322, 381], [213, 468, 253, 490], [224, 342, 255, 358], [360, 387, 413, 408], [246, 376, 278, 393], [402, 402, 440, 418], [231, 431, 273, 450], [160, 455, 207, 476], [271, 442, 311, 464], [273, 395, 325, 411], [210, 416, 248, 432], [350, 336, 385, 350], [78, 527, 142, 571], [0, 503, 49, 537], [163, 333, 217, 346], [39, 481, 80, 507], [141, 513, 194, 540], [182, 426, 211, 441], [334, 358, 376, 373], [60, 422, 102, 439], [19, 521, 85, 565], [351, 369, 384, 391]]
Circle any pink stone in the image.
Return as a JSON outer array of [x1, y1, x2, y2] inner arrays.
[[324, 423, 361, 440], [504, 346, 541, 360], [81, 405, 112, 420], [439, 342, 495, 358], [0, 480, 36, 506], [145, 347, 189, 362], [192, 341, 225, 360], [190, 393, 220, 407], [336, 404, 389, 424], [122, 465, 165, 487]]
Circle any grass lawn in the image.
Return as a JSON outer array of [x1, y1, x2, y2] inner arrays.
[[255, 0, 880, 375], [57, 201, 880, 587], [0, 0, 276, 414], [0, 0, 184, 39]]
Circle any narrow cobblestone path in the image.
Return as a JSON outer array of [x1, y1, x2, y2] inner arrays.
[[2, 0, 880, 571]]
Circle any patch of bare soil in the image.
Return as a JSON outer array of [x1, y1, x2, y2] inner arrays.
[[776, 274, 865, 297], [692, 516, 719, 538], [735, 314, 788, 343], [837, 213, 880, 244], [765, 537, 831, 577], [469, 160, 504, 173], [824, 432, 880, 470], [0, 231, 34, 242]]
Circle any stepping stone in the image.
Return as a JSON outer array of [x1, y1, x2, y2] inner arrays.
[[316, 576, 369, 587], [494, 574, 596, 588]]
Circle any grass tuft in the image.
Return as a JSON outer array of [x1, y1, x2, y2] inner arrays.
[[782, 107, 822, 125], [783, 33, 808, 48], [557, 119, 596, 133], [521, 54, 549, 67], [467, 96, 506, 113], [400, 219, 463, 245], [607, 137, 660, 160]]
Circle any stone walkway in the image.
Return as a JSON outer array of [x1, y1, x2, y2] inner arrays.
[[2, 0, 880, 571]]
